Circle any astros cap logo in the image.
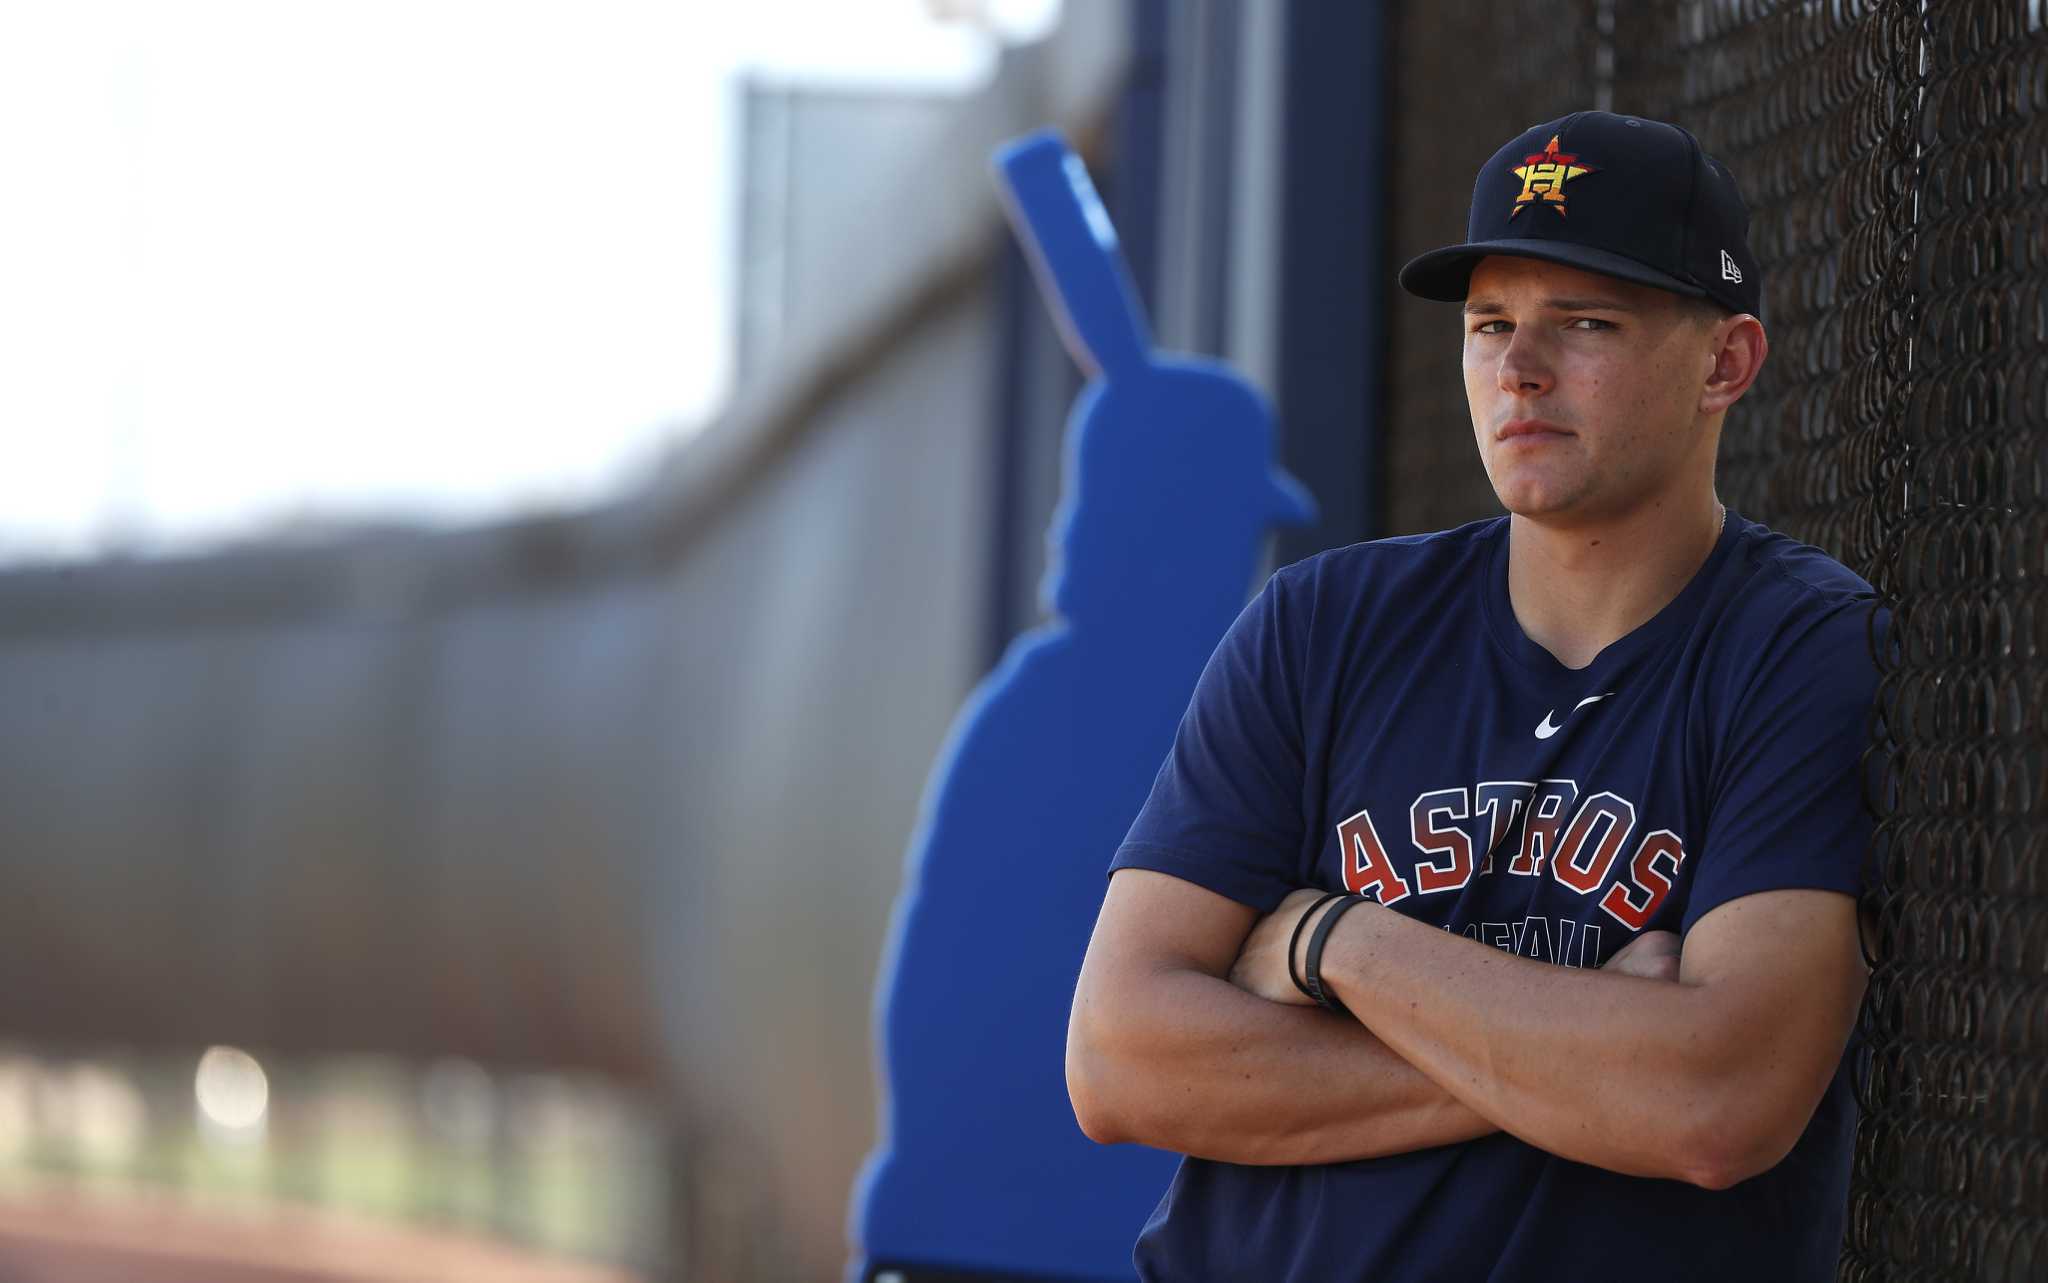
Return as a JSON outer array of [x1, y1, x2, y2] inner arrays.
[[1510, 135, 1596, 217]]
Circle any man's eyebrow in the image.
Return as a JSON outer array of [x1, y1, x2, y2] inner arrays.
[[1544, 296, 1641, 313], [1461, 295, 1641, 316]]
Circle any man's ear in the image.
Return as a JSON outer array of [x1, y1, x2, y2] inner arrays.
[[1700, 315, 1767, 415]]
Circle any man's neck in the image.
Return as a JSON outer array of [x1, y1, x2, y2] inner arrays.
[[1505, 492, 1725, 670]]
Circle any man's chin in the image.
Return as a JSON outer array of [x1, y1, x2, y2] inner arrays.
[[1493, 487, 1585, 521]]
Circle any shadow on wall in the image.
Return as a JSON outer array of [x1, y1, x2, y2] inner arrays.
[[849, 131, 1315, 1282]]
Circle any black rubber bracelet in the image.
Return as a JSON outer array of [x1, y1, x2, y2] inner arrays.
[[1287, 892, 1349, 1001], [1304, 894, 1373, 1015]]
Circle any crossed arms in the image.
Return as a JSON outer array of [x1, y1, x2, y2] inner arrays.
[[1065, 868, 1868, 1190]]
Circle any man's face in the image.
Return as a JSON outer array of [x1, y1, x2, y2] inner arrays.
[[1462, 255, 1720, 525]]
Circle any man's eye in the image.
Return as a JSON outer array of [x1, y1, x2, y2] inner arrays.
[[1569, 317, 1615, 330], [1472, 320, 1510, 335]]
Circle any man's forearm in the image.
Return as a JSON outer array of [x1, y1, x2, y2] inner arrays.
[[1314, 899, 1854, 1188], [1068, 962, 1495, 1166]]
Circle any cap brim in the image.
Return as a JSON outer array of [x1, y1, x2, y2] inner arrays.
[[1399, 239, 1709, 304]]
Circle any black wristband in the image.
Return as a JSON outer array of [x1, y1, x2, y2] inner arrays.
[[1287, 892, 1349, 1001], [1304, 894, 1373, 1015]]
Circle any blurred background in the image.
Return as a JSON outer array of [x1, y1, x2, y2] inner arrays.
[[0, 1, 2040, 1280]]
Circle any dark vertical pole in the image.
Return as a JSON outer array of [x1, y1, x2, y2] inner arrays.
[[1191, 0, 1241, 359], [1272, 2, 1386, 562], [1112, 0, 1169, 318]]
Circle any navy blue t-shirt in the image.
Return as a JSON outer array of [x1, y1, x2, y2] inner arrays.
[[1110, 511, 1880, 1282]]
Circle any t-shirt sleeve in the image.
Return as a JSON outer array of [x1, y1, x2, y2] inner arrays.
[[1110, 572, 1309, 912], [1684, 596, 1883, 935]]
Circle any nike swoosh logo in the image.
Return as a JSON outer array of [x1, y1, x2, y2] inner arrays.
[[1534, 691, 1614, 739]]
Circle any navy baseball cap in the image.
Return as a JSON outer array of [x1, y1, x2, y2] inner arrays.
[[1399, 111, 1762, 318]]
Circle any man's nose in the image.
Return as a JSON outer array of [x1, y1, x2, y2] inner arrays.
[[1496, 329, 1554, 397]]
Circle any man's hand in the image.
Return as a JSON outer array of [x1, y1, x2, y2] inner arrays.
[[1230, 890, 1684, 1007], [1227, 888, 1333, 1005], [1604, 929, 1682, 982]]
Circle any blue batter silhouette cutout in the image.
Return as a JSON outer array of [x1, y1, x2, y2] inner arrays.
[[849, 130, 1316, 1283]]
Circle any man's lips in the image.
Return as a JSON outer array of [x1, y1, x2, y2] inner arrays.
[[1497, 418, 1572, 441]]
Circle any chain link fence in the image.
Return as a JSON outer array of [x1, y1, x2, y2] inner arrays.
[[1388, 3, 2046, 1277]]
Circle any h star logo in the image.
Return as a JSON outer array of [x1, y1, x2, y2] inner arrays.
[[1511, 136, 1597, 218]]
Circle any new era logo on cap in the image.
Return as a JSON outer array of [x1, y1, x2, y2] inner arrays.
[[1721, 249, 1743, 283]]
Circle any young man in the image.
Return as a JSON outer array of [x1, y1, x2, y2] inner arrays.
[[1066, 112, 1880, 1280]]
